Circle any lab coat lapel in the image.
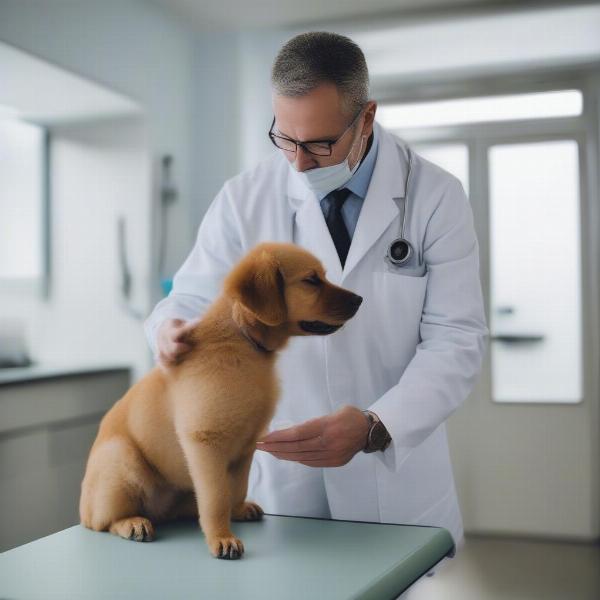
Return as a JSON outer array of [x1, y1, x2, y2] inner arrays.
[[342, 126, 408, 281], [287, 169, 344, 284]]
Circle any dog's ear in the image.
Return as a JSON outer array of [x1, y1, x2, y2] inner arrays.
[[226, 249, 287, 327]]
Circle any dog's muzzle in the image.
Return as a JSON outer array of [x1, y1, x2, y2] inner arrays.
[[299, 320, 342, 335]]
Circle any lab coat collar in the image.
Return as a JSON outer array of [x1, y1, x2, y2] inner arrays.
[[342, 122, 408, 280], [286, 122, 409, 285]]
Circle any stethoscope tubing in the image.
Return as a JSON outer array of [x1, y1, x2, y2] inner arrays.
[[386, 145, 415, 267]]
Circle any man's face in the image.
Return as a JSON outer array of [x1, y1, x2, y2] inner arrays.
[[271, 83, 376, 173]]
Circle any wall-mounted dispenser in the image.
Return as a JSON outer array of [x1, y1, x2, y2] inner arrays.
[[158, 154, 177, 297]]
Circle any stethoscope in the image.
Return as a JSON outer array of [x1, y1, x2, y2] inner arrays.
[[385, 145, 416, 267]]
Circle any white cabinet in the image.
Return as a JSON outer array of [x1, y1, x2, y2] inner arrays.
[[0, 366, 130, 551]]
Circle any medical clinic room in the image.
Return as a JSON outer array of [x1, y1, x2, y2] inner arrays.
[[1, 0, 599, 598]]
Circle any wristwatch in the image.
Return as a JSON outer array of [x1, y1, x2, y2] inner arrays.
[[361, 410, 392, 453]]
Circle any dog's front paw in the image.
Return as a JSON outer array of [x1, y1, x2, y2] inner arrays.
[[231, 501, 264, 522], [208, 534, 245, 559]]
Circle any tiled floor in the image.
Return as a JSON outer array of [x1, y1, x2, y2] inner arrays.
[[409, 535, 600, 600]]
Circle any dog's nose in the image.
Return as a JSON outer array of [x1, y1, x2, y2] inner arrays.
[[350, 294, 363, 307]]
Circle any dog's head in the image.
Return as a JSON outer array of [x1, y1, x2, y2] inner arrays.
[[223, 242, 362, 336]]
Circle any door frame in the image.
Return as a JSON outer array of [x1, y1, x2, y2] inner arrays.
[[381, 73, 598, 411]]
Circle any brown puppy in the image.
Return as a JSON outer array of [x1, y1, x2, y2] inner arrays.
[[79, 242, 362, 559]]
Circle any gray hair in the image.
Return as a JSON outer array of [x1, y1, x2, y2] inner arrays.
[[271, 31, 369, 116]]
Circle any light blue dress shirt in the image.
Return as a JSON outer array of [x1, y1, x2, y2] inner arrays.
[[318, 123, 379, 239]]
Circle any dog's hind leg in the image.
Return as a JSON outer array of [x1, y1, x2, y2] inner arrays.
[[109, 515, 155, 542], [79, 436, 157, 542], [163, 490, 198, 522]]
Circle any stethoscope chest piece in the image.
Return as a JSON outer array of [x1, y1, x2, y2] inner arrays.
[[385, 146, 417, 268], [386, 238, 413, 266]]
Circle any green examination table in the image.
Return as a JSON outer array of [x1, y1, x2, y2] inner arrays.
[[0, 514, 454, 600]]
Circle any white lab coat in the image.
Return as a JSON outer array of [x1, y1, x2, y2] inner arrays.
[[144, 121, 488, 549]]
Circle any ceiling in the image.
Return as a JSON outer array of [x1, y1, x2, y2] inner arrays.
[[147, 0, 519, 32], [0, 42, 141, 125]]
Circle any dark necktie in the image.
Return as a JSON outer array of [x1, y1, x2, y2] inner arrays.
[[324, 187, 352, 267]]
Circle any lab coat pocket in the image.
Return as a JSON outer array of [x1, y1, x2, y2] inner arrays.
[[382, 261, 427, 278], [371, 270, 429, 370]]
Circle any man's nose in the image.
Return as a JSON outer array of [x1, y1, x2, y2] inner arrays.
[[293, 145, 318, 172]]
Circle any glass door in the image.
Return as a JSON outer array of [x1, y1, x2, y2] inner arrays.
[[488, 140, 583, 403], [414, 138, 583, 404]]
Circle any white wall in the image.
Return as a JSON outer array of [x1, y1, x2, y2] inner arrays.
[[238, 29, 290, 171], [192, 31, 242, 228], [0, 0, 199, 275], [350, 4, 600, 81], [0, 0, 242, 377]]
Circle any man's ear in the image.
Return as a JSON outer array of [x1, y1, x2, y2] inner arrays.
[[227, 250, 287, 327]]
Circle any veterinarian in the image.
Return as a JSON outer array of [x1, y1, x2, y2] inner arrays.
[[144, 31, 488, 588]]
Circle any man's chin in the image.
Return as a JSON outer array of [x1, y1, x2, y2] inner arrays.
[[299, 320, 342, 335]]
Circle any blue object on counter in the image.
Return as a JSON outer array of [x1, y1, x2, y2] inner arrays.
[[160, 278, 173, 297]]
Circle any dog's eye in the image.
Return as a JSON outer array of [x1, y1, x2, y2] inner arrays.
[[303, 275, 321, 286]]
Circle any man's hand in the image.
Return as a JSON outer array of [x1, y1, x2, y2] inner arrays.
[[255, 405, 370, 467], [156, 318, 199, 369]]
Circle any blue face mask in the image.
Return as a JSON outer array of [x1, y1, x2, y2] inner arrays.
[[292, 134, 366, 197]]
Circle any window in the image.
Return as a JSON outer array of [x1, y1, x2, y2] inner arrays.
[[0, 118, 48, 290], [377, 90, 582, 130], [412, 143, 469, 196], [489, 140, 582, 403]]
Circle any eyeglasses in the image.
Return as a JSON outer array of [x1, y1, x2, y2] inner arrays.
[[268, 108, 363, 157]]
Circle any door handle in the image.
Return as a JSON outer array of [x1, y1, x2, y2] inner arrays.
[[492, 334, 544, 343]]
